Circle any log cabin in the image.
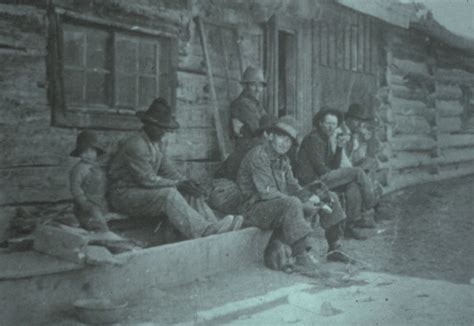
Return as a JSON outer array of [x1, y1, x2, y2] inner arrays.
[[1, 0, 474, 242]]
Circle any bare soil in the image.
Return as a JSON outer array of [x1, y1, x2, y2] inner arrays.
[[327, 174, 474, 285]]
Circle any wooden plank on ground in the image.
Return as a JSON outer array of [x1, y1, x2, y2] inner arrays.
[[386, 161, 474, 194]]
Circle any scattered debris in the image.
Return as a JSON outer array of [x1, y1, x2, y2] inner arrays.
[[6, 235, 34, 251], [416, 293, 430, 298], [33, 224, 139, 265], [85, 246, 122, 266], [34, 224, 89, 264], [73, 298, 128, 324], [320, 301, 343, 316]]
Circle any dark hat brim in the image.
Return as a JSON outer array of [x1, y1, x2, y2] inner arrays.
[[136, 111, 180, 129], [268, 125, 299, 144], [70, 145, 106, 157], [346, 112, 373, 121], [313, 109, 344, 127]]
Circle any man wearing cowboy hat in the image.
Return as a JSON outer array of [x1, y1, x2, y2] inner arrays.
[[230, 66, 268, 150], [208, 114, 279, 215], [237, 116, 351, 273], [296, 108, 376, 240], [107, 98, 242, 239]]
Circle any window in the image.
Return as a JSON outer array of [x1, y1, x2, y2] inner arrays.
[[48, 9, 178, 129]]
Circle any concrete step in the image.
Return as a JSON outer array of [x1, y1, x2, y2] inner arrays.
[[0, 227, 271, 325]]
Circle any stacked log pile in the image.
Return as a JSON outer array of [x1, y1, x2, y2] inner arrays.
[[381, 29, 474, 193]]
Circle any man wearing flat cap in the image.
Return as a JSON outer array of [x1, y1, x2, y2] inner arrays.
[[230, 66, 268, 150], [108, 98, 242, 239], [237, 116, 351, 274]]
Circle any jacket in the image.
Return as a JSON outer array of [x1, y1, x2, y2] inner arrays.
[[296, 129, 343, 186], [108, 131, 184, 190], [237, 141, 311, 211]]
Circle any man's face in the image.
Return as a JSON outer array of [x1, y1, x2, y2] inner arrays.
[[269, 132, 293, 155], [319, 114, 339, 137], [245, 82, 264, 100]]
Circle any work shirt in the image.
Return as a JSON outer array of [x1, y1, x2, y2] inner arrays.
[[237, 141, 311, 211], [230, 89, 266, 140], [108, 131, 184, 190]]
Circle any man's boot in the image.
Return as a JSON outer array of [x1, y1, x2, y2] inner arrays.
[[325, 223, 352, 263], [201, 215, 242, 237], [344, 222, 368, 240], [291, 236, 328, 277], [355, 209, 376, 228]]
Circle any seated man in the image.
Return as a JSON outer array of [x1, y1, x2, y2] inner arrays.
[[237, 116, 351, 272], [209, 115, 278, 215], [230, 66, 268, 150], [297, 108, 376, 240], [107, 97, 242, 240], [345, 103, 384, 210]]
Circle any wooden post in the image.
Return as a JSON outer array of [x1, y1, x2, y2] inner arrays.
[[195, 16, 228, 160]]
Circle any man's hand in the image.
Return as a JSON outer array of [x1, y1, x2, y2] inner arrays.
[[336, 132, 350, 147], [308, 194, 321, 205], [177, 180, 206, 198], [302, 197, 319, 216]]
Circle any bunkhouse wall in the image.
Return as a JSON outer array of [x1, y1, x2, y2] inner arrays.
[[0, 0, 321, 240], [312, 3, 379, 123], [380, 25, 474, 192]]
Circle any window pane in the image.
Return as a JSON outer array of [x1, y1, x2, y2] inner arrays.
[[63, 29, 85, 67], [86, 30, 109, 70], [116, 74, 137, 108], [86, 71, 109, 106], [64, 69, 84, 105], [115, 38, 137, 74], [138, 76, 156, 108], [139, 41, 157, 75]]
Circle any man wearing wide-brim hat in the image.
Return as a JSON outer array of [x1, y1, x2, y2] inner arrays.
[[230, 66, 268, 150], [107, 98, 242, 239], [237, 116, 352, 274]]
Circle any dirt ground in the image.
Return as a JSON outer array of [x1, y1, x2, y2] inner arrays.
[[332, 174, 474, 285], [50, 175, 474, 325]]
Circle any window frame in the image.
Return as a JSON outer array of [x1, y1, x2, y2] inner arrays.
[[48, 7, 178, 130]]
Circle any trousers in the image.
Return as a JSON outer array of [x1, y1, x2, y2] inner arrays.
[[321, 167, 375, 221], [108, 187, 212, 239]]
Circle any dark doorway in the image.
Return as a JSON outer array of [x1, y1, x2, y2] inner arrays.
[[277, 30, 296, 117]]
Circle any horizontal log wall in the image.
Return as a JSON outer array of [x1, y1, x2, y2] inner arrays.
[[383, 26, 474, 193], [1, 1, 319, 240]]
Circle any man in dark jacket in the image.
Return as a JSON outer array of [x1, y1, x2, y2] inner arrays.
[[297, 109, 376, 240], [107, 98, 242, 239], [237, 116, 351, 272]]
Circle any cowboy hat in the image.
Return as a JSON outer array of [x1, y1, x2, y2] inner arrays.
[[70, 131, 106, 157], [136, 97, 180, 129], [268, 115, 300, 143], [241, 66, 266, 85], [346, 103, 373, 121]]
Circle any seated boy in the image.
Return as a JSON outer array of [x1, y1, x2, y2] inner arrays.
[[69, 131, 109, 232]]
